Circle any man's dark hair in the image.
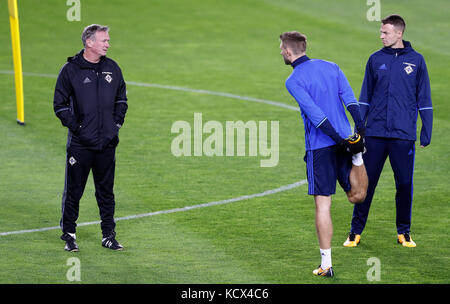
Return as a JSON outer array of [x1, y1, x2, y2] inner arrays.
[[382, 14, 405, 33], [280, 31, 307, 55], [82, 24, 109, 47]]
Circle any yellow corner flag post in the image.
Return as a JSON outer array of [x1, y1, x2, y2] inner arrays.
[[8, 0, 25, 125]]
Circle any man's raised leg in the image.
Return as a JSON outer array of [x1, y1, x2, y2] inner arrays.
[[346, 153, 368, 204]]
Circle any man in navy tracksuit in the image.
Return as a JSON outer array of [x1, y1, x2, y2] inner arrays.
[[54, 24, 128, 251], [344, 15, 433, 248]]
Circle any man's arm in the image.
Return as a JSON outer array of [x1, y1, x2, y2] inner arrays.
[[358, 57, 375, 123], [285, 76, 365, 154], [347, 104, 365, 136], [417, 57, 433, 147], [286, 78, 328, 128], [114, 66, 128, 128], [286, 77, 344, 143], [336, 66, 365, 135], [53, 65, 79, 133]]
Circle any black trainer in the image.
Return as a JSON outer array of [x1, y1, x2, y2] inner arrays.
[[102, 231, 123, 250], [61, 233, 79, 252]]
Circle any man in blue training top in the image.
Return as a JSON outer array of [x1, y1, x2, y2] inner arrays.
[[343, 15, 433, 248], [280, 31, 368, 277]]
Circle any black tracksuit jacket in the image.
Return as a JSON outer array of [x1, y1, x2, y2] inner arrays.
[[54, 50, 128, 150]]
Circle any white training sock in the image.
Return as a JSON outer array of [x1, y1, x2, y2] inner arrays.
[[68, 232, 76, 239], [352, 152, 364, 166], [320, 248, 332, 270]]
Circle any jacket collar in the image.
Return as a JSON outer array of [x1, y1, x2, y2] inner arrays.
[[381, 40, 413, 55], [291, 55, 310, 69], [68, 49, 105, 69]]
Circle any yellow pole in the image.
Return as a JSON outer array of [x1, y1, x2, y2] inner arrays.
[[8, 0, 25, 125]]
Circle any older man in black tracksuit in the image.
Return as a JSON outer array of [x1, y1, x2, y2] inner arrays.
[[54, 24, 128, 251]]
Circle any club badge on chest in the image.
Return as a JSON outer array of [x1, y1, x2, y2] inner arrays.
[[102, 71, 113, 83], [403, 62, 415, 75]]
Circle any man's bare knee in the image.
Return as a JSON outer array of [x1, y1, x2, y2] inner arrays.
[[347, 189, 366, 204], [347, 163, 368, 203]]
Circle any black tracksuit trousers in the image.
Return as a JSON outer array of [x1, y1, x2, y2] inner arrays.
[[60, 146, 116, 238]]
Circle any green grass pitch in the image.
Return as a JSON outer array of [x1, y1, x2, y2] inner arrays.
[[0, 0, 448, 284]]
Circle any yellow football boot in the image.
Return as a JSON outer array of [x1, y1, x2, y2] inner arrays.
[[313, 266, 334, 277], [397, 233, 416, 247], [343, 232, 361, 247]]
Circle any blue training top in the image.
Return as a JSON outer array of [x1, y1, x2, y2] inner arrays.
[[285, 56, 358, 151]]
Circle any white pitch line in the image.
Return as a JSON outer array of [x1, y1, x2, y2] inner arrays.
[[0, 70, 300, 112], [0, 180, 306, 236], [0, 70, 305, 237], [126, 80, 300, 112]]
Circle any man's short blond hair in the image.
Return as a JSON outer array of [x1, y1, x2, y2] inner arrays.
[[280, 31, 307, 55]]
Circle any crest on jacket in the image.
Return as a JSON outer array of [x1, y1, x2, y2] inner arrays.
[[103, 71, 113, 83], [403, 62, 415, 75]]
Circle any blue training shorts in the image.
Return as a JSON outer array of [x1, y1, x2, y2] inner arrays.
[[304, 145, 352, 196]]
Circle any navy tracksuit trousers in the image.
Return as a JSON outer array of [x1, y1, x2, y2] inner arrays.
[[60, 146, 117, 237], [350, 136, 415, 235]]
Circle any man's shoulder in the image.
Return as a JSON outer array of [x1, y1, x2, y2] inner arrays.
[[310, 58, 337, 66], [407, 48, 425, 61], [58, 61, 70, 72], [57, 60, 78, 78], [286, 68, 310, 92], [303, 59, 340, 74], [286, 59, 335, 85], [363, 49, 391, 69], [285, 72, 297, 88], [368, 49, 386, 60], [102, 56, 121, 69]]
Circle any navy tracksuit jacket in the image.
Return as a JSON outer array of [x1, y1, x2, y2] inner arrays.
[[351, 41, 433, 234], [54, 50, 128, 236]]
